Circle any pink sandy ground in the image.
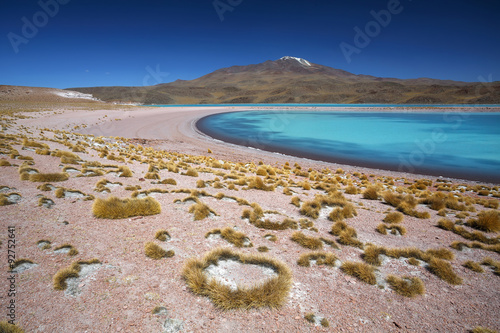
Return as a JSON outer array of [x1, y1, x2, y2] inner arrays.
[[0, 105, 499, 333]]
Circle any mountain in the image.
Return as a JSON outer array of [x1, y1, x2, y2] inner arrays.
[[67, 56, 500, 105]]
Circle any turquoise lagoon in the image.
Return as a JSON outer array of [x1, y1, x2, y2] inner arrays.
[[196, 111, 500, 183]]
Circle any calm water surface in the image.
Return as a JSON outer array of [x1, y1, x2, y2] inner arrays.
[[196, 111, 500, 182]]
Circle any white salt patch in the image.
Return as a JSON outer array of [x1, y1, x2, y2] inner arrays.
[[7, 194, 22, 203], [63, 191, 85, 198], [13, 263, 37, 273], [204, 259, 278, 292], [53, 90, 98, 101], [54, 247, 71, 254], [65, 263, 101, 296]]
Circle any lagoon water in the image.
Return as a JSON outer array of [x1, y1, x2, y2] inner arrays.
[[196, 111, 500, 182]]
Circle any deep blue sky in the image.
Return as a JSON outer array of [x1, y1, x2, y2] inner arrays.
[[1, 0, 499, 89]]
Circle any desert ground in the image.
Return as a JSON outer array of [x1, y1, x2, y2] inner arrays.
[[0, 99, 499, 333]]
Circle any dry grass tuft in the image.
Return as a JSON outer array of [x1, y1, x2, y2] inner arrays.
[[362, 186, 379, 200], [181, 247, 292, 309], [299, 200, 321, 219], [247, 176, 274, 191], [383, 211, 404, 224], [386, 275, 425, 297], [471, 327, 498, 333], [160, 178, 177, 185], [428, 258, 462, 285], [257, 246, 269, 252], [462, 260, 484, 273], [53, 267, 79, 290], [376, 223, 407, 236], [291, 232, 323, 250], [54, 244, 79, 256], [0, 321, 25, 333], [340, 261, 377, 285], [53, 259, 101, 290], [297, 251, 337, 267], [29, 172, 69, 182], [189, 201, 217, 220], [0, 159, 12, 166], [338, 230, 363, 249], [183, 168, 199, 177], [145, 242, 173, 259], [155, 229, 171, 241], [92, 196, 161, 219], [207, 227, 253, 248], [438, 219, 499, 245], [291, 196, 301, 207], [264, 234, 277, 242], [118, 166, 133, 177], [467, 210, 500, 233], [481, 257, 500, 275]]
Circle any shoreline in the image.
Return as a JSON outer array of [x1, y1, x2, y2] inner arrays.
[[18, 105, 500, 185], [194, 110, 500, 184]]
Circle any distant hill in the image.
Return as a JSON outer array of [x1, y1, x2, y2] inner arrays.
[[0, 85, 102, 104], [64, 56, 498, 105]]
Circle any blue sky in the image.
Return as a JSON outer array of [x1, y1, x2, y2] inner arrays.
[[1, 0, 499, 88]]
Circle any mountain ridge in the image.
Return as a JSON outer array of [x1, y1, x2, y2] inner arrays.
[[67, 56, 500, 105]]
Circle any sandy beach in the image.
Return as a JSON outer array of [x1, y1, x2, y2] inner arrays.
[[20, 105, 500, 185], [1, 104, 499, 333]]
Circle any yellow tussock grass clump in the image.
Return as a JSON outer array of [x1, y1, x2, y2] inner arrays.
[[428, 258, 462, 285], [155, 229, 171, 241], [118, 166, 132, 177], [160, 178, 177, 185], [145, 242, 174, 259], [144, 172, 160, 180], [362, 186, 379, 200], [182, 247, 292, 309], [340, 261, 376, 285], [290, 231, 323, 250], [206, 227, 252, 248], [183, 168, 198, 177], [0, 159, 11, 166], [344, 185, 358, 194], [54, 244, 79, 256], [297, 251, 337, 267], [264, 234, 277, 242], [299, 200, 321, 219], [92, 196, 161, 219], [53, 259, 100, 290], [386, 275, 425, 297], [189, 202, 216, 220], [0, 321, 25, 333], [481, 257, 500, 275], [471, 327, 498, 333], [29, 172, 69, 182], [376, 223, 406, 236], [462, 260, 484, 273], [247, 176, 274, 191], [467, 210, 500, 233], [383, 211, 404, 224], [438, 218, 499, 245]]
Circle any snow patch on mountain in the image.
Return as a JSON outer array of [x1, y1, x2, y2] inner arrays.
[[279, 56, 311, 67]]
